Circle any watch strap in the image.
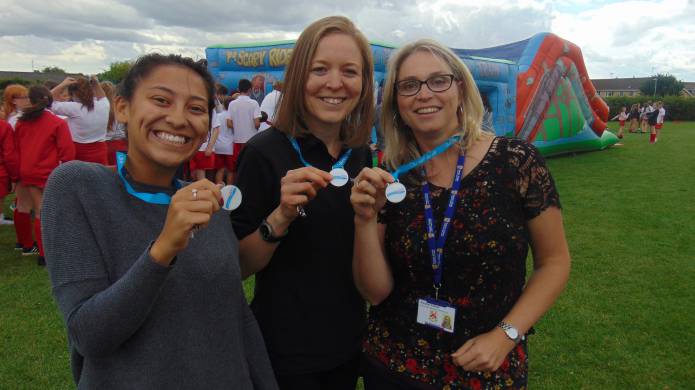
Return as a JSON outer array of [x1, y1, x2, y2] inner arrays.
[[260, 218, 287, 243]]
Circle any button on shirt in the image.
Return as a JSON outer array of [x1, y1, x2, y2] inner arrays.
[[228, 95, 261, 144]]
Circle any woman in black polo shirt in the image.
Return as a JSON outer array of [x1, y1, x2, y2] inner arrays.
[[230, 16, 374, 390]]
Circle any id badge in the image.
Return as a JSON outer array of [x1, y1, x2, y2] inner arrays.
[[416, 297, 456, 333]]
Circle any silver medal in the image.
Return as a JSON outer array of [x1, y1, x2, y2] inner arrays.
[[385, 182, 407, 203]]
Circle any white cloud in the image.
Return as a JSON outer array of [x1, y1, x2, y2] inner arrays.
[[0, 0, 693, 81]]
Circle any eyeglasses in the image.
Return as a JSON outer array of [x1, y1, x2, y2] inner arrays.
[[395, 74, 456, 96]]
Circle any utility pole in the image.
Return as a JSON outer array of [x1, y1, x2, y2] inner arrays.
[[653, 76, 658, 96]]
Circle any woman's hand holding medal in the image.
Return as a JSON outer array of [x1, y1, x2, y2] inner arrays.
[[150, 179, 222, 265], [277, 167, 333, 222], [350, 167, 394, 224]]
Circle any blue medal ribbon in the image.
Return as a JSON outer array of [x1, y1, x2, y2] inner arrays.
[[288, 136, 353, 171], [116, 152, 182, 205], [390, 135, 460, 181], [422, 150, 466, 299]]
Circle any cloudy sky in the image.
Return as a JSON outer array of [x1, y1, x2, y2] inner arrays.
[[1, 0, 693, 81]]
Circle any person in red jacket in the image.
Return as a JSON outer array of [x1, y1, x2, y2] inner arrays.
[[0, 119, 19, 225], [15, 86, 75, 265]]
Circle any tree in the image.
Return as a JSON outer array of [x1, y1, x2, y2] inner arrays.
[[98, 61, 133, 84], [40, 66, 66, 74], [640, 74, 685, 97]]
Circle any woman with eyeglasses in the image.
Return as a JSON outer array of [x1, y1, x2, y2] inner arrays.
[[350, 39, 571, 389]]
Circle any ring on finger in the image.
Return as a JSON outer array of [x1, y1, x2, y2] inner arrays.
[[192, 188, 198, 201]]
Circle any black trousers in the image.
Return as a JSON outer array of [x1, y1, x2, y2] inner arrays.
[[276, 355, 361, 390]]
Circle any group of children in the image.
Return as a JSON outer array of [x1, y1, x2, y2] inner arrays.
[[189, 80, 277, 185], [0, 76, 274, 267], [613, 100, 665, 143]]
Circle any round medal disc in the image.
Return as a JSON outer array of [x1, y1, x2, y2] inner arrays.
[[329, 168, 350, 187], [220, 185, 243, 211], [385, 182, 407, 203]]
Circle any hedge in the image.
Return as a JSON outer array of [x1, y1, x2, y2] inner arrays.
[[604, 96, 695, 121]]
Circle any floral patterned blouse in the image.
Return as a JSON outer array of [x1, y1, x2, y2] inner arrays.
[[365, 137, 561, 389]]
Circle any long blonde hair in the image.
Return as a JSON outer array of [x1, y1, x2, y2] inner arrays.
[[381, 39, 484, 171], [273, 16, 374, 147]]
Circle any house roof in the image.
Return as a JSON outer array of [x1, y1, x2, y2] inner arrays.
[[591, 77, 652, 91], [0, 71, 82, 84]]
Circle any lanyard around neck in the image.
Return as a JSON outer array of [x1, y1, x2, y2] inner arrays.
[[288, 136, 352, 171], [390, 135, 461, 181], [422, 151, 466, 298], [116, 152, 182, 205]]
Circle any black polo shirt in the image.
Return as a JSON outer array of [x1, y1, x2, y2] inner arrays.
[[231, 127, 371, 375]]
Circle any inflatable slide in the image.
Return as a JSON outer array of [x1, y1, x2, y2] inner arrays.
[[206, 33, 616, 156]]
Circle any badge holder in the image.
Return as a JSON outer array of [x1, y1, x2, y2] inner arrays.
[[417, 292, 456, 333]]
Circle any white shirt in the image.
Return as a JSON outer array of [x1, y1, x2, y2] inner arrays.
[[657, 107, 666, 124], [259, 90, 282, 131], [227, 95, 261, 143], [214, 110, 234, 155], [51, 97, 110, 143], [200, 111, 222, 151], [7, 112, 20, 129]]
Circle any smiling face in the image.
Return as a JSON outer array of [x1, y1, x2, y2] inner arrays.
[[396, 50, 463, 141], [115, 64, 210, 173], [303, 32, 363, 133]]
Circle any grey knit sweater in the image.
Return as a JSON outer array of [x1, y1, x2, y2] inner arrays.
[[42, 161, 278, 390]]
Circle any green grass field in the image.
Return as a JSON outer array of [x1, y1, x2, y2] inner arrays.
[[1, 122, 693, 389]]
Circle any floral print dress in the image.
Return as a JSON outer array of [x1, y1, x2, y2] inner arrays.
[[365, 137, 561, 389]]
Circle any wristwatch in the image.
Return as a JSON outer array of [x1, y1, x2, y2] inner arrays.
[[497, 321, 522, 343], [259, 218, 287, 243]]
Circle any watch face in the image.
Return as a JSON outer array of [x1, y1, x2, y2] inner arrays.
[[507, 327, 519, 340], [260, 223, 271, 239]]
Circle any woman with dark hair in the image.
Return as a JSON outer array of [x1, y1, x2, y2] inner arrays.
[[350, 39, 570, 389], [51, 76, 110, 164], [42, 53, 277, 389], [231, 15, 374, 389], [14, 86, 75, 265]]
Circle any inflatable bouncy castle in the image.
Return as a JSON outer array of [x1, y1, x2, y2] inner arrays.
[[206, 33, 617, 156]]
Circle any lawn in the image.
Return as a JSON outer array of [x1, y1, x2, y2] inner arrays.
[[0, 122, 693, 389]]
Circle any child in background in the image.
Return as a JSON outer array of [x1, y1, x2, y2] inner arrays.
[[214, 96, 235, 185], [14, 86, 75, 265], [654, 102, 666, 143], [189, 110, 220, 180], [0, 119, 19, 225], [611, 106, 628, 139]]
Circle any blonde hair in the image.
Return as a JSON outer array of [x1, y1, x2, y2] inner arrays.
[[381, 39, 484, 171], [2, 84, 29, 119], [274, 16, 374, 147]]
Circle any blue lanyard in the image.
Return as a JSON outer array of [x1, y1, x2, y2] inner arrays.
[[116, 152, 182, 205], [390, 135, 460, 181], [422, 151, 466, 298], [288, 136, 353, 170]]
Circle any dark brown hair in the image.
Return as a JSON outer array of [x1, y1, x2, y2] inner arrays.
[[19, 86, 53, 122], [68, 77, 95, 111]]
